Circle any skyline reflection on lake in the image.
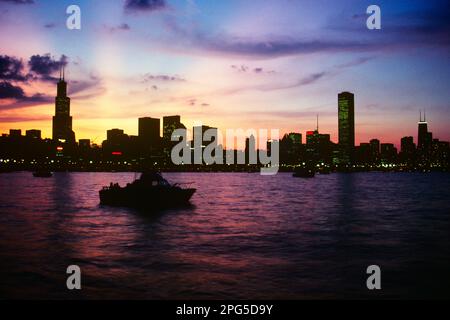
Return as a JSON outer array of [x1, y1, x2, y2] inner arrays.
[[0, 172, 449, 299]]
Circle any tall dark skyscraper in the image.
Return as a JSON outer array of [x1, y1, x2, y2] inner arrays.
[[338, 92, 355, 164], [417, 112, 433, 165], [400, 136, 415, 164], [52, 68, 75, 143], [418, 112, 430, 151], [138, 117, 160, 151]]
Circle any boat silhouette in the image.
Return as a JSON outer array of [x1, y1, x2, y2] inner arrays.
[[293, 167, 315, 178], [99, 172, 196, 209]]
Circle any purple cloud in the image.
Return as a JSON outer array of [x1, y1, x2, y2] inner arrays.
[[28, 54, 68, 82], [160, 4, 450, 60], [0, 81, 52, 110], [0, 55, 28, 81], [0, 0, 34, 4], [125, 0, 166, 13], [0, 81, 24, 99]]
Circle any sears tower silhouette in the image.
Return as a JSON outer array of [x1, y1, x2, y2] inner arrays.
[[52, 67, 75, 143]]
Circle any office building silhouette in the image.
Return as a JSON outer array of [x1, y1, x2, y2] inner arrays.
[[139, 117, 160, 152], [52, 67, 75, 143], [338, 92, 355, 164], [163, 116, 186, 141]]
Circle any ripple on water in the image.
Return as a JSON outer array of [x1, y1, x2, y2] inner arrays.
[[0, 171, 449, 299]]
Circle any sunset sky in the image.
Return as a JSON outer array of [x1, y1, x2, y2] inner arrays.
[[0, 0, 449, 146]]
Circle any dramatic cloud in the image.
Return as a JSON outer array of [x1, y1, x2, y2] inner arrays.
[[0, 81, 52, 109], [0, 0, 34, 4], [28, 54, 68, 81], [197, 37, 382, 59], [0, 55, 27, 81], [125, 0, 166, 13], [162, 18, 380, 58], [0, 81, 24, 99], [160, 4, 450, 60], [0, 53, 101, 110]]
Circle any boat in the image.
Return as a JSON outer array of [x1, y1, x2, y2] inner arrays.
[[293, 167, 315, 178], [33, 171, 52, 178], [99, 172, 196, 209]]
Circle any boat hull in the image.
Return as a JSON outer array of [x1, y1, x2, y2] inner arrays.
[[33, 172, 52, 178], [99, 186, 196, 209], [292, 169, 315, 178]]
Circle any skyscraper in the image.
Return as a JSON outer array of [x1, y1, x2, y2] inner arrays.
[[103, 128, 129, 155], [245, 134, 257, 164], [400, 136, 415, 165], [52, 67, 75, 143], [370, 138, 380, 164], [418, 111, 430, 151], [306, 129, 331, 165], [163, 116, 186, 141], [401, 136, 415, 154], [138, 117, 161, 153], [192, 125, 218, 164], [193, 125, 217, 145], [381, 143, 397, 164], [338, 92, 355, 164]]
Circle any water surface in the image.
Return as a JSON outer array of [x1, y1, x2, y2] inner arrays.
[[0, 172, 449, 299]]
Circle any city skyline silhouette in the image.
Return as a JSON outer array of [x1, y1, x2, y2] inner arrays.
[[1, 72, 448, 172], [1, 1, 450, 146]]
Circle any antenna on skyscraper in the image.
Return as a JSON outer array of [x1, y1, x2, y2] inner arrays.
[[59, 65, 62, 81], [419, 110, 422, 122], [424, 109, 426, 122], [62, 65, 65, 81], [316, 114, 319, 132]]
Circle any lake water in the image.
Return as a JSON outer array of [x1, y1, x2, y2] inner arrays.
[[0, 172, 449, 299]]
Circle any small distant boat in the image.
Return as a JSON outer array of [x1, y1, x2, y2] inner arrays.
[[33, 171, 52, 178], [99, 172, 196, 209], [293, 167, 315, 178]]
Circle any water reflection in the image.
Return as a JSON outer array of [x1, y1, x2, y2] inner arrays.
[[0, 172, 449, 299]]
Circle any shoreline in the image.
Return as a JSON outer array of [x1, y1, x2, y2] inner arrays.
[[1, 168, 448, 174]]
